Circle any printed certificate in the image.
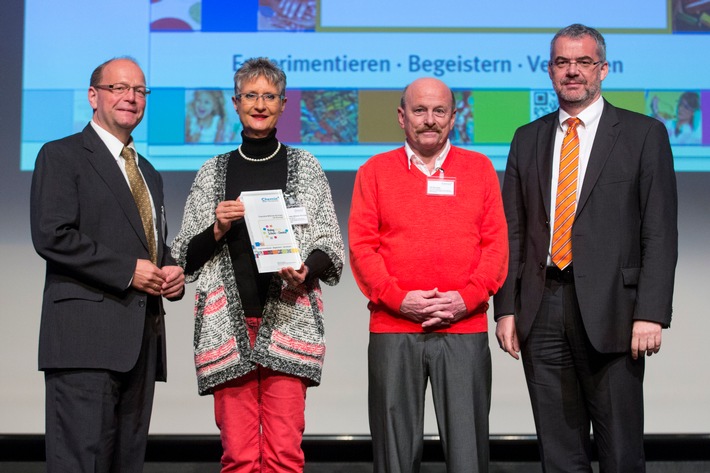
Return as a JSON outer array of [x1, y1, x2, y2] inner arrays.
[[241, 190, 302, 273]]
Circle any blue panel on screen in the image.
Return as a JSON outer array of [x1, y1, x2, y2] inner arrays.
[[20, 1, 710, 172], [148, 89, 186, 145], [22, 90, 74, 142], [202, 0, 257, 32], [131, 121, 148, 142]]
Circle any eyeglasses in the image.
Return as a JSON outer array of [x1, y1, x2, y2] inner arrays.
[[235, 93, 285, 104], [553, 58, 603, 71], [95, 83, 151, 97]]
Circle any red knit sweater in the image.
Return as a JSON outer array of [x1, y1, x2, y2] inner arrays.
[[349, 146, 508, 333]]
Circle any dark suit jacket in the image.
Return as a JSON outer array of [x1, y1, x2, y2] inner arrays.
[[31, 124, 177, 380], [494, 100, 678, 353]]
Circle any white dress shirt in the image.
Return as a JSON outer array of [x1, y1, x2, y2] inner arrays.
[[547, 97, 604, 265]]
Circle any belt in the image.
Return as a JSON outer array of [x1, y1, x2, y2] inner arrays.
[[546, 264, 574, 283]]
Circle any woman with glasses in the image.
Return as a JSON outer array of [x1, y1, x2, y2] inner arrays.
[[172, 57, 344, 473]]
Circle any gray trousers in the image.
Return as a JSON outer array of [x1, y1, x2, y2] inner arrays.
[[44, 313, 160, 473], [368, 332, 491, 473]]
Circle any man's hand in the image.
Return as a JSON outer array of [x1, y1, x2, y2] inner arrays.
[[400, 289, 453, 330], [132, 259, 166, 296], [434, 290, 468, 322], [160, 265, 185, 299], [213, 199, 245, 241], [278, 264, 308, 288], [631, 320, 662, 360], [495, 315, 520, 360]]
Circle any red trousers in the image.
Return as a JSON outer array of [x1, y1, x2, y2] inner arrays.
[[213, 318, 308, 473]]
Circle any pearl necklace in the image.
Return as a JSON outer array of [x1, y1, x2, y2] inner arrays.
[[238, 142, 281, 162]]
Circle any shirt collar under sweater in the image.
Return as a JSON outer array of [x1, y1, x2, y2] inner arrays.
[[405, 139, 451, 177]]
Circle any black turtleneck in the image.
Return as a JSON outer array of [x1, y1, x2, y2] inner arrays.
[[184, 130, 331, 317]]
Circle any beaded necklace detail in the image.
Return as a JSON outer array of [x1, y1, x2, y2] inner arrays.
[[238, 142, 281, 162]]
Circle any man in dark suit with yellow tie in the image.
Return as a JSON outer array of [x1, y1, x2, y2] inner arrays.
[[30, 57, 185, 473], [494, 24, 678, 472]]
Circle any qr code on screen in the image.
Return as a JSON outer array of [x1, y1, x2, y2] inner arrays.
[[531, 91, 559, 120]]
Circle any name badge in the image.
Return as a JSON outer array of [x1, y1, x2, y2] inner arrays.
[[427, 177, 456, 196], [287, 206, 309, 225]]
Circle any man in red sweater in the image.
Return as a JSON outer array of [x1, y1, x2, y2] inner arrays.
[[349, 77, 508, 473]]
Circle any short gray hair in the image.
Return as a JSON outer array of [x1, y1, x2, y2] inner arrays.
[[233, 57, 286, 95], [550, 24, 606, 63]]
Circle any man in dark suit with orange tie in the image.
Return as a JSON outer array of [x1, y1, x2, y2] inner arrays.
[[494, 24, 678, 472], [30, 57, 185, 473]]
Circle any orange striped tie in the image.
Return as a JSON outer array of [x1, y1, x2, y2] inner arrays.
[[551, 117, 581, 269]]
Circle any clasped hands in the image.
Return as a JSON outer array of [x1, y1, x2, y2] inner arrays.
[[132, 260, 185, 299], [400, 288, 467, 330]]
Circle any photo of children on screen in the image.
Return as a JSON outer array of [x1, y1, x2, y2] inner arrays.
[[185, 89, 237, 143], [650, 91, 702, 145]]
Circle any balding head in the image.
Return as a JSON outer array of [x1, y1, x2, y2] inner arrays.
[[400, 77, 456, 111], [397, 77, 457, 162]]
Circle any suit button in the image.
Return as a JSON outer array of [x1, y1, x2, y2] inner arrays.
[[539, 262, 545, 269], [139, 299, 145, 308]]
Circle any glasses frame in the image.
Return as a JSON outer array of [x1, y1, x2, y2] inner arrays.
[[552, 58, 603, 71], [94, 83, 151, 97], [235, 92, 285, 104]]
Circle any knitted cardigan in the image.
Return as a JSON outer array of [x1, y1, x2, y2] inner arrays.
[[171, 147, 344, 395]]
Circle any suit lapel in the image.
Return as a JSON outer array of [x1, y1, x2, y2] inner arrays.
[[81, 125, 152, 254], [536, 113, 557, 220], [576, 100, 620, 216]]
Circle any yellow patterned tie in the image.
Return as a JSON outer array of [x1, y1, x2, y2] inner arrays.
[[121, 146, 157, 264], [551, 117, 581, 270]]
